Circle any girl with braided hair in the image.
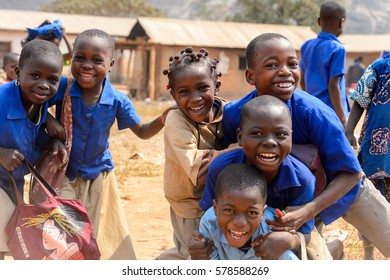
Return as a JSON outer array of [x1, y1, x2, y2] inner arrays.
[[157, 47, 233, 260]]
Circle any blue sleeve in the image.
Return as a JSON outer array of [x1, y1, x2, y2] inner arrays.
[[115, 92, 141, 130], [329, 45, 346, 78], [199, 210, 219, 260], [199, 153, 235, 211]]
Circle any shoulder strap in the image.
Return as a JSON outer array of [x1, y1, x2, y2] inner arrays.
[[23, 158, 57, 197]]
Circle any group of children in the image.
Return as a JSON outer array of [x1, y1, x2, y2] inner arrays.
[[1, 0, 389, 261]]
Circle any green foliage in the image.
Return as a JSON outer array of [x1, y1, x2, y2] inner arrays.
[[41, 0, 164, 17], [196, 0, 343, 32]]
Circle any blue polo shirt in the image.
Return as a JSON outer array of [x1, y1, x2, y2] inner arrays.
[[221, 88, 361, 225], [49, 78, 141, 181], [0, 81, 52, 196], [300, 31, 350, 116], [199, 150, 315, 233], [199, 206, 298, 260]]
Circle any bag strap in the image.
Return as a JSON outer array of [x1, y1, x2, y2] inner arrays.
[[296, 232, 307, 260], [23, 158, 57, 197], [7, 172, 24, 205]]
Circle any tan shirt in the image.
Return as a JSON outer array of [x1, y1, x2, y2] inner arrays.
[[163, 97, 226, 218]]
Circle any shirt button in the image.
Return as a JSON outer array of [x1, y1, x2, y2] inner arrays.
[[81, 135, 87, 141], [86, 113, 91, 119]]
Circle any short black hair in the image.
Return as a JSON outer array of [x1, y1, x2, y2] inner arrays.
[[246, 33, 289, 69], [3, 52, 19, 66], [215, 163, 267, 201], [240, 95, 291, 128], [19, 39, 63, 69], [320, 1, 346, 21], [74, 29, 115, 58]]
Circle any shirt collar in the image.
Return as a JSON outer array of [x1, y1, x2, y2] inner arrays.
[[269, 156, 302, 191], [70, 78, 115, 105], [318, 31, 341, 43]]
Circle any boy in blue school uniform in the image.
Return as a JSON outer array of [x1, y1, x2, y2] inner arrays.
[[299, 1, 349, 128], [199, 95, 331, 260], [219, 32, 390, 258], [47, 29, 166, 260], [0, 40, 67, 260], [200, 163, 298, 260]]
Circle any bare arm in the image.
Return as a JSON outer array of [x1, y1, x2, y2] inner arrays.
[[345, 101, 365, 149], [300, 70, 306, 90], [269, 171, 362, 231], [328, 76, 347, 128], [60, 26, 73, 63], [129, 115, 164, 140]]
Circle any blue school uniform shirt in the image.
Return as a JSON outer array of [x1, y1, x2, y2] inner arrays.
[[0, 81, 53, 196], [49, 78, 141, 181], [199, 206, 298, 260], [299, 31, 350, 116], [199, 150, 315, 233], [350, 58, 390, 180], [221, 88, 362, 225]]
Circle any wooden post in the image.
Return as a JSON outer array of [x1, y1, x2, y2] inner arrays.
[[148, 46, 156, 100]]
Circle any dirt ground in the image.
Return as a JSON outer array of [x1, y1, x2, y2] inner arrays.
[[96, 100, 388, 260]]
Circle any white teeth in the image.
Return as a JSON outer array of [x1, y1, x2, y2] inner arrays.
[[229, 230, 247, 240], [258, 153, 278, 162], [80, 73, 93, 79], [275, 82, 293, 88], [190, 105, 204, 111]]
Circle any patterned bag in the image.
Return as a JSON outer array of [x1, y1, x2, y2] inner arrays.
[[6, 159, 100, 260], [29, 77, 73, 204]]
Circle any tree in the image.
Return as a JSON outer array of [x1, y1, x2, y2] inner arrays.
[[196, 0, 348, 32], [42, 0, 164, 17]]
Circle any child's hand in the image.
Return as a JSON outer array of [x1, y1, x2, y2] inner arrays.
[[252, 232, 294, 260], [46, 113, 66, 142], [266, 205, 309, 233], [0, 148, 24, 172], [161, 105, 179, 125], [188, 230, 214, 260], [345, 131, 358, 149], [51, 139, 68, 167]]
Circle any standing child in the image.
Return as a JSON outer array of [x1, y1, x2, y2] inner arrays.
[[156, 47, 227, 260], [0, 40, 67, 260], [299, 1, 349, 128], [220, 32, 390, 258], [345, 57, 390, 259], [200, 163, 298, 260], [47, 29, 166, 260], [1, 52, 19, 84]]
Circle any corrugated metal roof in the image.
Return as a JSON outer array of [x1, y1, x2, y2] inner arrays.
[[339, 34, 390, 53], [0, 9, 136, 37], [128, 17, 317, 50]]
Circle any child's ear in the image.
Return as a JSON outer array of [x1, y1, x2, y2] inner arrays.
[[213, 199, 218, 215], [245, 69, 255, 86], [14, 67, 20, 79], [215, 80, 221, 93], [236, 128, 243, 146], [109, 59, 115, 70]]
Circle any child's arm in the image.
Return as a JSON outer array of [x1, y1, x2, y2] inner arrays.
[[345, 101, 364, 149], [45, 113, 66, 142], [328, 76, 347, 128], [129, 105, 178, 140], [129, 116, 164, 140], [0, 147, 24, 172], [252, 232, 299, 260]]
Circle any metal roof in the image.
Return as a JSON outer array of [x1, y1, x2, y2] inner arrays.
[[128, 17, 317, 50], [339, 34, 390, 53], [0, 9, 136, 37]]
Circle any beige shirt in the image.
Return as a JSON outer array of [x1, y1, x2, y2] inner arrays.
[[163, 97, 225, 218]]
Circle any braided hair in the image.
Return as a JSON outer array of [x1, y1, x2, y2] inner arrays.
[[163, 47, 222, 90]]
